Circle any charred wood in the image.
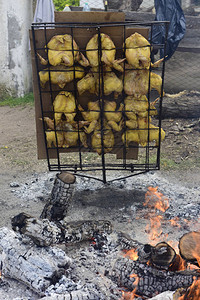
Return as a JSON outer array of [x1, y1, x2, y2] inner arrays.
[[109, 257, 196, 298], [151, 242, 176, 269], [61, 219, 112, 244], [11, 212, 112, 247], [40, 172, 76, 221], [0, 227, 72, 294], [117, 232, 144, 250], [12, 213, 63, 247], [40, 290, 102, 300]]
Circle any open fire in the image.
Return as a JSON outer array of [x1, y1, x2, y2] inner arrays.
[[120, 187, 200, 300], [0, 172, 200, 299]]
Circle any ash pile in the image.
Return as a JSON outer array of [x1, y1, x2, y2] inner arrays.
[[1, 171, 200, 300]]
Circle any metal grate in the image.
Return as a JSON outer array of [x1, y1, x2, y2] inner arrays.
[[31, 20, 168, 183]]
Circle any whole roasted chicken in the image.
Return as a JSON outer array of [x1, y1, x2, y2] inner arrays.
[[125, 32, 164, 69], [125, 32, 151, 69], [38, 34, 89, 67], [53, 91, 76, 125], [91, 121, 115, 155], [137, 117, 165, 147], [124, 69, 164, 97], [43, 118, 88, 149], [86, 33, 124, 72], [104, 100, 123, 131], [77, 67, 123, 98], [78, 100, 100, 134], [39, 65, 84, 88]]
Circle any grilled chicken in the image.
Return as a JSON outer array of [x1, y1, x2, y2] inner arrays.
[[39, 65, 84, 88], [53, 91, 76, 125], [86, 33, 124, 72]]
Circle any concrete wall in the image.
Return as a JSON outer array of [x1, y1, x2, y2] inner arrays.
[[0, 0, 33, 98]]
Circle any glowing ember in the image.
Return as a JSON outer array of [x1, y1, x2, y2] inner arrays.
[[123, 249, 138, 261], [144, 186, 169, 212], [170, 217, 181, 228]]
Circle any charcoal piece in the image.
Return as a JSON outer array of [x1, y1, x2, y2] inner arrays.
[[40, 172, 76, 221], [109, 257, 196, 298], [61, 220, 113, 244]]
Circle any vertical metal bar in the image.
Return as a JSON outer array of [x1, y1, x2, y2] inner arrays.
[[156, 21, 169, 169], [70, 26, 83, 171], [44, 24, 61, 170], [122, 24, 127, 169], [97, 27, 106, 183], [31, 25, 52, 171], [145, 24, 152, 172]]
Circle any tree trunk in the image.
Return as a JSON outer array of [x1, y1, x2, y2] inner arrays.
[[157, 91, 200, 119]]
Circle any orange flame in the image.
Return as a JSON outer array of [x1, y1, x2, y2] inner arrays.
[[121, 274, 139, 300], [179, 277, 200, 300], [145, 215, 163, 242], [144, 186, 169, 212], [123, 249, 138, 261]]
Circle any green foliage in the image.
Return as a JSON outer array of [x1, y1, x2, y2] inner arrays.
[[53, 0, 80, 11], [0, 93, 34, 107]]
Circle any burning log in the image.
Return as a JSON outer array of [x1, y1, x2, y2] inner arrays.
[[109, 257, 196, 298], [11, 212, 112, 247], [40, 172, 76, 221], [118, 233, 176, 268], [0, 227, 72, 294], [179, 231, 200, 265], [118, 232, 152, 263], [151, 242, 176, 269]]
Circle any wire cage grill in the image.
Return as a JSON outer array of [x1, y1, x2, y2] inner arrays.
[[31, 19, 168, 183]]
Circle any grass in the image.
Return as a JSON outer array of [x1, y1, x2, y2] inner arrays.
[[0, 92, 34, 107]]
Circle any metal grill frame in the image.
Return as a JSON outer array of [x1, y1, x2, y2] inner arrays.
[[31, 20, 169, 183]]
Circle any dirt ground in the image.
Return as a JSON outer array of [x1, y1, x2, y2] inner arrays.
[[0, 104, 199, 229]]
